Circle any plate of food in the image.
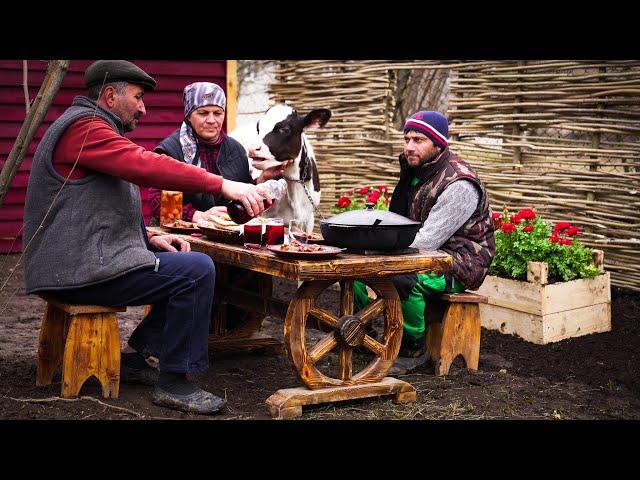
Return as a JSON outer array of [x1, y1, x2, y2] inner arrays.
[[197, 215, 243, 244], [266, 240, 344, 259], [162, 219, 200, 233]]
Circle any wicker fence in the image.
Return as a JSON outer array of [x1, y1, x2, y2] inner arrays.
[[268, 61, 640, 291]]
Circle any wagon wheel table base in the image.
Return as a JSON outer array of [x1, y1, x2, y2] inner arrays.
[[267, 277, 416, 418], [145, 227, 451, 418]]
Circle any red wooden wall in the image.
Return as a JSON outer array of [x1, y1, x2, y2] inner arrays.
[[0, 60, 228, 252]]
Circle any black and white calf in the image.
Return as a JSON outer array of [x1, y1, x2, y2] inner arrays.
[[230, 104, 331, 233]]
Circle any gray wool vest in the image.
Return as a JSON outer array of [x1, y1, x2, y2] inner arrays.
[[22, 96, 157, 294]]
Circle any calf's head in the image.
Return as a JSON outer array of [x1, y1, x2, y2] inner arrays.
[[248, 105, 331, 173]]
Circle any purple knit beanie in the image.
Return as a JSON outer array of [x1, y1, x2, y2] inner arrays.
[[403, 111, 449, 148]]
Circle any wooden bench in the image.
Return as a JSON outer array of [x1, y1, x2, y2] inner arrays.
[[36, 295, 125, 398], [425, 291, 487, 376]]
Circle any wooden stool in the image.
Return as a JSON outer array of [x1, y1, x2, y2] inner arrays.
[[426, 292, 487, 376], [36, 295, 125, 398]]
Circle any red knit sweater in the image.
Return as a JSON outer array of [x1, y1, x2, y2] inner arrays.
[[52, 117, 223, 196]]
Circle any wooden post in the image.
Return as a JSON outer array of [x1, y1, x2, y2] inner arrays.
[[527, 261, 549, 285], [226, 60, 238, 133], [587, 65, 606, 200], [0, 60, 70, 207], [592, 249, 605, 273], [510, 61, 526, 171]]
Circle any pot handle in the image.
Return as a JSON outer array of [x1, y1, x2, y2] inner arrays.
[[372, 218, 382, 228]]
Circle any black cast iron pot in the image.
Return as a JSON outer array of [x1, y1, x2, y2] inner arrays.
[[320, 204, 421, 250]]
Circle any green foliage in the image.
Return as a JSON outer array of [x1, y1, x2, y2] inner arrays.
[[488, 208, 600, 282]]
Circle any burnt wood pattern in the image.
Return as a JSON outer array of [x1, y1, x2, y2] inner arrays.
[[37, 296, 124, 398], [146, 227, 452, 282], [265, 377, 416, 419], [427, 293, 484, 376], [146, 226, 451, 409]]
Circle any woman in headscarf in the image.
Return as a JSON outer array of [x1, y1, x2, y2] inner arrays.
[[149, 81, 283, 224]]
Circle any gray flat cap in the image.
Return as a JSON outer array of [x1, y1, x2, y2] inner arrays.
[[84, 60, 157, 91]]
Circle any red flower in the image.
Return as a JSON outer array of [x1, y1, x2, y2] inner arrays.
[[523, 225, 534, 233], [358, 186, 371, 195], [566, 226, 580, 236], [377, 185, 388, 193], [384, 196, 390, 206], [517, 208, 536, 220], [337, 196, 351, 208], [366, 193, 380, 204], [510, 214, 522, 225], [492, 213, 502, 222], [549, 234, 560, 243], [560, 238, 573, 246], [553, 222, 571, 232], [501, 223, 516, 233]]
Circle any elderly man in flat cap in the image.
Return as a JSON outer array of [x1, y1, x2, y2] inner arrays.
[[22, 60, 272, 415], [354, 111, 495, 375]]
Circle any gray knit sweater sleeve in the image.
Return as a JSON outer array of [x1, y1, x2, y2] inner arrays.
[[409, 180, 480, 251]]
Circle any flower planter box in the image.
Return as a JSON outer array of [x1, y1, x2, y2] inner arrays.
[[475, 250, 611, 344]]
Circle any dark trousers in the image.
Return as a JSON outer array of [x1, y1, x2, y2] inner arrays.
[[48, 252, 216, 375]]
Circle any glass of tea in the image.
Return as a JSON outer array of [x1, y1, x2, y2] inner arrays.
[[160, 190, 183, 226], [242, 220, 264, 249], [288, 219, 307, 244], [264, 218, 284, 246]]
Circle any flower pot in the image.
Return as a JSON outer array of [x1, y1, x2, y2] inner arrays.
[[474, 250, 611, 344]]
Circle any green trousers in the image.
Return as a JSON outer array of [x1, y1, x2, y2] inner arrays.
[[354, 274, 465, 342]]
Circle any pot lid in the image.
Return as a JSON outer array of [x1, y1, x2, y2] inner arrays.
[[322, 203, 421, 227]]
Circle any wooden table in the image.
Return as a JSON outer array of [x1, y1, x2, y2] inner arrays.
[[147, 226, 451, 418]]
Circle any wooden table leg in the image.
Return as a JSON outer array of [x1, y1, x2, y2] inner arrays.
[[209, 269, 282, 355], [265, 277, 415, 417]]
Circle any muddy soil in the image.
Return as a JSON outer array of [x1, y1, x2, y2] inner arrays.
[[1, 254, 639, 421]]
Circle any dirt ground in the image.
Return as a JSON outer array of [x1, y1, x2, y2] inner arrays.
[[1, 253, 639, 421]]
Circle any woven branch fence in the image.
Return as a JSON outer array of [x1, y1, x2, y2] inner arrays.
[[268, 60, 640, 291]]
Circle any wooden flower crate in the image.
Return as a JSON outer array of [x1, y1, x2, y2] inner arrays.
[[475, 250, 611, 344]]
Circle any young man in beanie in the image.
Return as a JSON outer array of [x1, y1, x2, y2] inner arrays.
[[355, 111, 495, 375], [22, 60, 273, 415]]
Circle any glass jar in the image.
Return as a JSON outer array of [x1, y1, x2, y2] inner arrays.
[[160, 190, 183, 226]]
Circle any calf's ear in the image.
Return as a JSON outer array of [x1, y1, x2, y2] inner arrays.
[[303, 109, 332, 130]]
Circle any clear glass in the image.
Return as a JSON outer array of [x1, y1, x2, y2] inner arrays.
[[242, 220, 264, 249], [288, 219, 307, 244], [264, 218, 285, 246]]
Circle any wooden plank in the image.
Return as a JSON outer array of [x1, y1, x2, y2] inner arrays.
[[61, 312, 121, 398], [208, 332, 282, 356], [476, 275, 544, 316], [265, 377, 416, 418], [592, 249, 605, 273], [542, 272, 611, 315], [437, 292, 487, 304], [527, 261, 548, 285], [476, 272, 610, 316], [226, 60, 238, 132], [147, 227, 451, 281], [39, 295, 126, 315], [542, 302, 612, 344], [479, 301, 611, 345], [479, 303, 545, 343]]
